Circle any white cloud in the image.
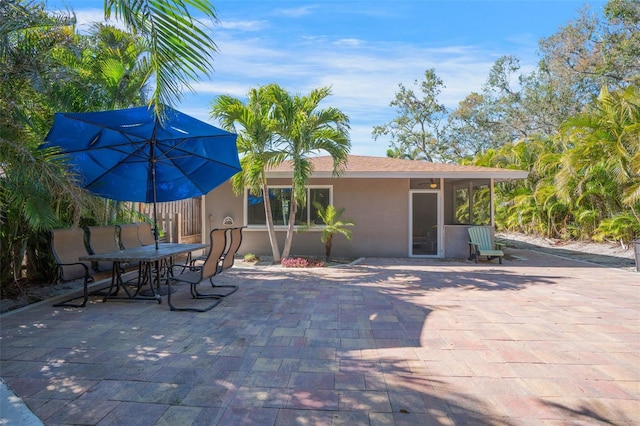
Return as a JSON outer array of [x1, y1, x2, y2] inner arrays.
[[51, 1, 550, 157], [218, 20, 270, 32], [180, 31, 510, 156], [62, 8, 125, 34], [271, 6, 317, 18], [191, 81, 251, 98], [334, 38, 363, 47]]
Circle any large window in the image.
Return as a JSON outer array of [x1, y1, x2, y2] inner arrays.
[[246, 186, 331, 226], [452, 180, 491, 226]]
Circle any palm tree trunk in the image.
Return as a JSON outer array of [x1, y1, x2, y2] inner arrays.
[[325, 233, 333, 262], [281, 193, 297, 259], [262, 183, 281, 263]]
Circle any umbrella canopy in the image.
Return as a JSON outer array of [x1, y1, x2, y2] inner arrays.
[[42, 105, 241, 248], [43, 105, 240, 203]]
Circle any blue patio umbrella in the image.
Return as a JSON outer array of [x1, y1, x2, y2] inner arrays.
[[42, 105, 241, 248]]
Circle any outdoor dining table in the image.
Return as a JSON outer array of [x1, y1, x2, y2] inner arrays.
[[80, 243, 207, 307]]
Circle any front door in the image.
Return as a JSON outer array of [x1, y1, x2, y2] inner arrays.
[[410, 191, 439, 257]]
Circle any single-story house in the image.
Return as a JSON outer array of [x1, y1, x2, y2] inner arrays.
[[203, 155, 529, 259]]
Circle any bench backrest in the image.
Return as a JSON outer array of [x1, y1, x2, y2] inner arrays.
[[468, 227, 494, 250]]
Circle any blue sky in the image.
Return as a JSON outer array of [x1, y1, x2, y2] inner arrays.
[[48, 0, 607, 156]]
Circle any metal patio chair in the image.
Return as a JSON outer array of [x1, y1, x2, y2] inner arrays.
[[220, 226, 245, 272], [137, 222, 157, 246], [87, 225, 122, 272], [118, 223, 143, 249], [50, 228, 101, 307], [167, 228, 228, 312]]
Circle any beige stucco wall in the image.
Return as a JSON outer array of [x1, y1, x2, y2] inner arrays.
[[203, 177, 411, 258], [203, 177, 501, 259]]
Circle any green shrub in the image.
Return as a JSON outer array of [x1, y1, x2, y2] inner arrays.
[[244, 253, 258, 262]]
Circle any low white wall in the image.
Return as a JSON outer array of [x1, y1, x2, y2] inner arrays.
[[444, 225, 495, 259]]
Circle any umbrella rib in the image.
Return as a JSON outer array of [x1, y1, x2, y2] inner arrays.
[[81, 142, 153, 189], [57, 113, 148, 141], [65, 140, 147, 155], [155, 136, 236, 164]]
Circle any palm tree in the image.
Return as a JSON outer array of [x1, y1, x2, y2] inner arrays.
[[104, 0, 219, 113], [266, 85, 351, 260], [211, 86, 283, 263], [313, 202, 354, 262], [85, 23, 150, 110]]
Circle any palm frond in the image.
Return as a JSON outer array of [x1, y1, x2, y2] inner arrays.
[[105, 0, 218, 110]]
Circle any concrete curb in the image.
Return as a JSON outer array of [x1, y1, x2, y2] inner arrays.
[[0, 379, 43, 425]]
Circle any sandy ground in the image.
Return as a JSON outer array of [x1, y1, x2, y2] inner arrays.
[[2, 233, 637, 314], [496, 232, 637, 272]]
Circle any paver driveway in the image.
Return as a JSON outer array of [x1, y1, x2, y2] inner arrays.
[[1, 248, 638, 425]]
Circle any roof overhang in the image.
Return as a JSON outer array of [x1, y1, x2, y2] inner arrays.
[[266, 170, 529, 181], [265, 155, 529, 182]]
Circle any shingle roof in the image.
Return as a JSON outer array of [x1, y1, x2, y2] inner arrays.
[[267, 155, 528, 180]]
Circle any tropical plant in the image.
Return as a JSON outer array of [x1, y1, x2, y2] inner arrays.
[[83, 23, 150, 110], [243, 253, 258, 262], [266, 84, 351, 260], [0, 138, 102, 290], [312, 202, 354, 262], [471, 84, 639, 246], [557, 85, 640, 245], [0, 1, 86, 291]]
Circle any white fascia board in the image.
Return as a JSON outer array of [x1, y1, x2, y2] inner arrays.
[[266, 170, 529, 180]]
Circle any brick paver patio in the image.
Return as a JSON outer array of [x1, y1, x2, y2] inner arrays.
[[1, 248, 638, 425]]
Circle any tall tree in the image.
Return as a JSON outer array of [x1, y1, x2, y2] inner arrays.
[[211, 86, 282, 263], [443, 1, 639, 163], [539, 0, 640, 93], [373, 69, 450, 162], [267, 85, 351, 260], [447, 55, 585, 160]]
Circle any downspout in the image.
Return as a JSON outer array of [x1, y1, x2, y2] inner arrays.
[[490, 178, 495, 228]]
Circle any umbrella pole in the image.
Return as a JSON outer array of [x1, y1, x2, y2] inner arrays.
[[150, 139, 159, 250], [152, 191, 159, 250]]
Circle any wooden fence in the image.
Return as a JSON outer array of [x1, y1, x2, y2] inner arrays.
[[136, 198, 202, 244]]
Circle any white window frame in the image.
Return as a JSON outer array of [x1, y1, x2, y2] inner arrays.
[[243, 185, 333, 229]]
